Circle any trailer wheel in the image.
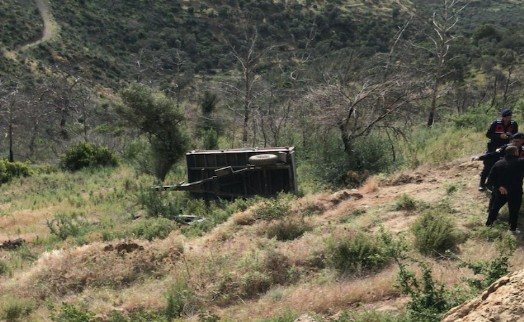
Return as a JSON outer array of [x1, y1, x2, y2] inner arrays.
[[249, 154, 278, 166]]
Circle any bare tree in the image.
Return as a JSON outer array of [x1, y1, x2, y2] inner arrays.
[[0, 85, 20, 161], [304, 53, 420, 153], [409, 0, 471, 126]]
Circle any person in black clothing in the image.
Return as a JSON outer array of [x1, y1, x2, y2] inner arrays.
[[473, 133, 524, 214], [485, 145, 524, 234], [479, 108, 518, 191], [473, 132, 524, 163]]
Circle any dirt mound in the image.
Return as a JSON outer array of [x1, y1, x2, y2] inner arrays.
[[442, 269, 524, 322]]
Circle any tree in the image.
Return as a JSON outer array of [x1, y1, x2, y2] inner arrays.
[[217, 0, 280, 145], [304, 50, 418, 154], [118, 83, 189, 181], [408, 0, 471, 126], [0, 84, 19, 162]]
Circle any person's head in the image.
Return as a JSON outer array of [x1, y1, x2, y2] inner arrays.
[[501, 108, 512, 123], [512, 132, 524, 147], [506, 145, 518, 157]]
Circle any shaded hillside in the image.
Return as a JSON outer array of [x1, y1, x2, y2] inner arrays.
[[0, 0, 42, 49], [0, 0, 415, 89], [2, 0, 524, 91]]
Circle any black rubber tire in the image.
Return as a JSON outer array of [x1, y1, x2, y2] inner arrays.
[[248, 154, 278, 166]]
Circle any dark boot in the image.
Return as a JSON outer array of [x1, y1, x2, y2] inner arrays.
[[479, 175, 487, 191]]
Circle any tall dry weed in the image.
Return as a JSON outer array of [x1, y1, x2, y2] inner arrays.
[[359, 176, 380, 194]]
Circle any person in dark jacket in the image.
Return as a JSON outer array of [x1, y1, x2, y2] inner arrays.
[[479, 108, 518, 191], [474, 132, 524, 163], [485, 145, 524, 234]]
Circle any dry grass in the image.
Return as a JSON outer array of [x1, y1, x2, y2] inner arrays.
[[360, 176, 380, 194], [0, 159, 522, 321], [217, 266, 401, 321]]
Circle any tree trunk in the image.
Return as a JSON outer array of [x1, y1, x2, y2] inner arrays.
[[427, 78, 439, 127], [8, 119, 13, 162]]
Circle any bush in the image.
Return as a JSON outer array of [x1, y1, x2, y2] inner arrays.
[[241, 271, 272, 298], [108, 308, 168, 322], [135, 188, 182, 219], [397, 261, 465, 321], [0, 160, 31, 184], [254, 194, 293, 221], [325, 231, 390, 276], [460, 232, 515, 290], [1, 298, 34, 321], [129, 218, 176, 241], [165, 280, 198, 319], [449, 105, 494, 131], [0, 260, 9, 276], [411, 210, 460, 257], [394, 194, 418, 211], [266, 218, 312, 241], [306, 132, 399, 188], [202, 128, 219, 150], [60, 142, 118, 171], [49, 303, 96, 322], [46, 212, 92, 241], [332, 310, 405, 322]]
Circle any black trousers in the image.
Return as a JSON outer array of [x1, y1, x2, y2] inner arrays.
[[480, 158, 497, 186], [486, 190, 522, 230]]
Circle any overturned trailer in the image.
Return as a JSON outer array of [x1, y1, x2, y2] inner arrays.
[[158, 147, 298, 198]]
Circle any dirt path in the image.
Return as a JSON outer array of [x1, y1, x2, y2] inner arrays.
[[19, 0, 58, 51]]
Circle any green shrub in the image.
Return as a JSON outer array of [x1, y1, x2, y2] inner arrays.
[[332, 310, 405, 322], [306, 132, 399, 188], [449, 105, 494, 131], [397, 261, 466, 321], [266, 218, 312, 241], [60, 142, 118, 171], [108, 307, 168, 322], [325, 231, 390, 276], [411, 210, 460, 257], [165, 280, 198, 319], [1, 298, 34, 321], [474, 222, 508, 241], [241, 271, 272, 298], [123, 138, 155, 175], [460, 232, 515, 290], [394, 194, 418, 211], [202, 128, 219, 150], [0, 160, 31, 184], [254, 194, 293, 221], [49, 303, 96, 322], [0, 260, 9, 276], [226, 251, 297, 301], [384, 228, 466, 321], [135, 188, 182, 219], [46, 212, 92, 241], [129, 218, 176, 241]]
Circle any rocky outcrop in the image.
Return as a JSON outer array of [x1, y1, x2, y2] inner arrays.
[[442, 270, 524, 322]]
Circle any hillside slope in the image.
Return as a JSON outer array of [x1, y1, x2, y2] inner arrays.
[[1, 155, 524, 320]]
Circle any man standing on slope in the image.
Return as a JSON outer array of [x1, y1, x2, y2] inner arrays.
[[473, 132, 524, 163], [479, 108, 518, 191], [485, 145, 524, 234]]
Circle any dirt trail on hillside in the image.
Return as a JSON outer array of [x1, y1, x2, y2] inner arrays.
[[19, 0, 57, 51]]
